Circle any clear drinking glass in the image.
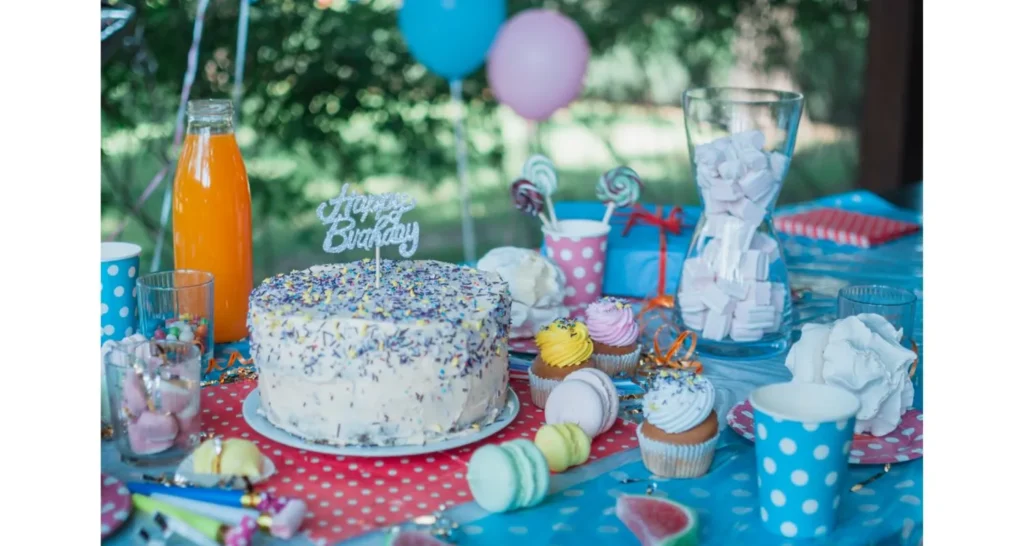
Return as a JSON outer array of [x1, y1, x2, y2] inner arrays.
[[137, 270, 215, 364], [105, 340, 202, 466], [837, 285, 917, 347], [674, 87, 803, 358]]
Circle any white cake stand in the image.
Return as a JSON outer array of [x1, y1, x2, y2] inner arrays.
[[242, 386, 519, 457]]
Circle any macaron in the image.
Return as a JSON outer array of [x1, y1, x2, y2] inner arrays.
[[564, 368, 619, 435], [193, 438, 263, 477], [545, 379, 607, 438], [466, 441, 551, 513], [466, 445, 519, 512], [535, 423, 591, 472]]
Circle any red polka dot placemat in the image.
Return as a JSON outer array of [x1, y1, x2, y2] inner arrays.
[[201, 379, 639, 545]]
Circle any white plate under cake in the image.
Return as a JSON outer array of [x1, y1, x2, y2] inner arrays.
[[248, 259, 511, 447]]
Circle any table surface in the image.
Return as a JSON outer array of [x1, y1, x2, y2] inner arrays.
[[103, 188, 924, 546]]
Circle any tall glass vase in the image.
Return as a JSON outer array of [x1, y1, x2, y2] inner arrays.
[[674, 88, 803, 358]]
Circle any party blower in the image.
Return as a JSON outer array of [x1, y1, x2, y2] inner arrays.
[[132, 495, 262, 545], [149, 493, 306, 539]]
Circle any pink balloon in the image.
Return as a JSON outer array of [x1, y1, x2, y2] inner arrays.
[[487, 9, 590, 121]]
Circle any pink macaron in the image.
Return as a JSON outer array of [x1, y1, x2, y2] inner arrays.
[[564, 368, 619, 435], [545, 380, 606, 438]]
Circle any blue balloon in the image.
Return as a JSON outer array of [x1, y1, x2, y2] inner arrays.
[[399, 0, 506, 81]]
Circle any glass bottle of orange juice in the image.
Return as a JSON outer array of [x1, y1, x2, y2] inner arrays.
[[172, 99, 253, 343]]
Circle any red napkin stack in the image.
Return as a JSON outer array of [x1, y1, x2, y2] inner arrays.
[[773, 208, 920, 248]]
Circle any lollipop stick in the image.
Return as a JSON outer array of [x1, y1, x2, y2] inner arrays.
[[545, 195, 559, 229], [601, 203, 615, 225], [538, 212, 553, 231], [375, 246, 381, 288]]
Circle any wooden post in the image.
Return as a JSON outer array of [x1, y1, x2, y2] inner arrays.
[[858, 0, 922, 193]]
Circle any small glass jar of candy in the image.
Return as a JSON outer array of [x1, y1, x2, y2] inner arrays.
[[105, 339, 202, 465], [136, 270, 215, 364]]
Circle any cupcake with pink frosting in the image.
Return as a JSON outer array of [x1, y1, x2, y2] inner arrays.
[[584, 297, 642, 376]]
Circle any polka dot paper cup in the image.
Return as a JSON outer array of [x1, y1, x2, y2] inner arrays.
[[101, 242, 141, 345], [542, 219, 609, 307], [750, 382, 860, 540]]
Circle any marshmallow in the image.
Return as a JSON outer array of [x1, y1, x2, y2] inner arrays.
[[717, 160, 743, 181], [716, 277, 750, 301], [702, 191, 730, 214], [768, 152, 790, 181], [678, 291, 706, 313], [737, 169, 776, 201], [731, 130, 766, 152], [750, 232, 781, 263], [694, 143, 723, 166], [682, 310, 707, 330], [705, 214, 747, 241], [708, 180, 743, 202], [738, 250, 768, 281], [734, 305, 777, 325], [739, 150, 768, 171], [728, 197, 768, 225], [702, 310, 732, 341], [730, 323, 765, 342], [766, 311, 782, 333], [696, 165, 718, 188], [750, 281, 772, 305], [699, 282, 735, 315], [770, 282, 787, 311], [682, 257, 715, 285]]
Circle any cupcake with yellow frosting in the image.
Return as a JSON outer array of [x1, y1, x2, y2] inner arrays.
[[529, 318, 594, 408]]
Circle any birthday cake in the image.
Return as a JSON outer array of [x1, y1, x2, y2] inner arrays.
[[249, 259, 512, 446]]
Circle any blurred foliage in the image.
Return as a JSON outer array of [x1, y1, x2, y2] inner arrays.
[[101, 0, 867, 273]]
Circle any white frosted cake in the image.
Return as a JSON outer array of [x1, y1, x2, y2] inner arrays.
[[248, 259, 511, 446]]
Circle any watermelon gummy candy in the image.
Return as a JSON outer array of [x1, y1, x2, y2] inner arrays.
[[616, 494, 700, 546]]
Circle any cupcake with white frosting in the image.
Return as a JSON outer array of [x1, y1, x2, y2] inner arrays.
[[637, 371, 719, 478]]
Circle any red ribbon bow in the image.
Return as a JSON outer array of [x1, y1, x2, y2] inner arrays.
[[616, 205, 685, 295]]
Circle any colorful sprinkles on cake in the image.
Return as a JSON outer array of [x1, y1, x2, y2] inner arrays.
[[248, 259, 512, 378], [643, 371, 711, 414]]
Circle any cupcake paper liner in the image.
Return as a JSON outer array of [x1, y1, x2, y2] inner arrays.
[[592, 345, 642, 377], [528, 369, 562, 409], [637, 426, 719, 479]]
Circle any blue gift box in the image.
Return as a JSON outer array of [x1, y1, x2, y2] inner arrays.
[[542, 202, 699, 299]]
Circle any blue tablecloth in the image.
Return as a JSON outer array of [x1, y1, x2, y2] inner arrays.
[[103, 189, 923, 546]]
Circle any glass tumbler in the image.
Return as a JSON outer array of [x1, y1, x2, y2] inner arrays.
[[837, 285, 917, 347], [137, 270, 215, 364], [674, 87, 803, 358], [105, 340, 202, 466]]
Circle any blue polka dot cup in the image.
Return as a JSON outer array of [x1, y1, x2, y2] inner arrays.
[[101, 242, 142, 345], [750, 382, 860, 539]]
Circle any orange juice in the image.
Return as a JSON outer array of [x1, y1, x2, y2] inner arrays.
[[172, 100, 253, 343]]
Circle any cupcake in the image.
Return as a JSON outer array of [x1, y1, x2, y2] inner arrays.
[[529, 318, 594, 408], [585, 297, 642, 376], [637, 371, 719, 478]]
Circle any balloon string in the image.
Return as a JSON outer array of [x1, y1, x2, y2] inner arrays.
[[150, 0, 212, 271], [232, 0, 251, 125], [450, 79, 477, 263]]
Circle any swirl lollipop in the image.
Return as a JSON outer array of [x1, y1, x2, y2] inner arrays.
[[510, 179, 551, 229], [597, 166, 643, 224], [522, 154, 559, 229]]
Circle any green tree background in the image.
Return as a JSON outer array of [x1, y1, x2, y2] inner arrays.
[[101, 0, 867, 279]]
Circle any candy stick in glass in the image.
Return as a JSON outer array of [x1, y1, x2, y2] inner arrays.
[[510, 179, 552, 230], [596, 166, 644, 225], [522, 154, 559, 229]]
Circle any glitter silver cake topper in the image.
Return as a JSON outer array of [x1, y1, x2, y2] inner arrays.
[[317, 183, 420, 258]]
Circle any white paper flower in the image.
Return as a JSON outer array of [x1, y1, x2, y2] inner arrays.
[[477, 247, 569, 337], [786, 314, 916, 436]]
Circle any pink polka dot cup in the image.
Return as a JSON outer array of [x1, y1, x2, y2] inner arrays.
[[543, 219, 609, 307]]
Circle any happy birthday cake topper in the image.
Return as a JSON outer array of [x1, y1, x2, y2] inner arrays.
[[316, 183, 420, 258]]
